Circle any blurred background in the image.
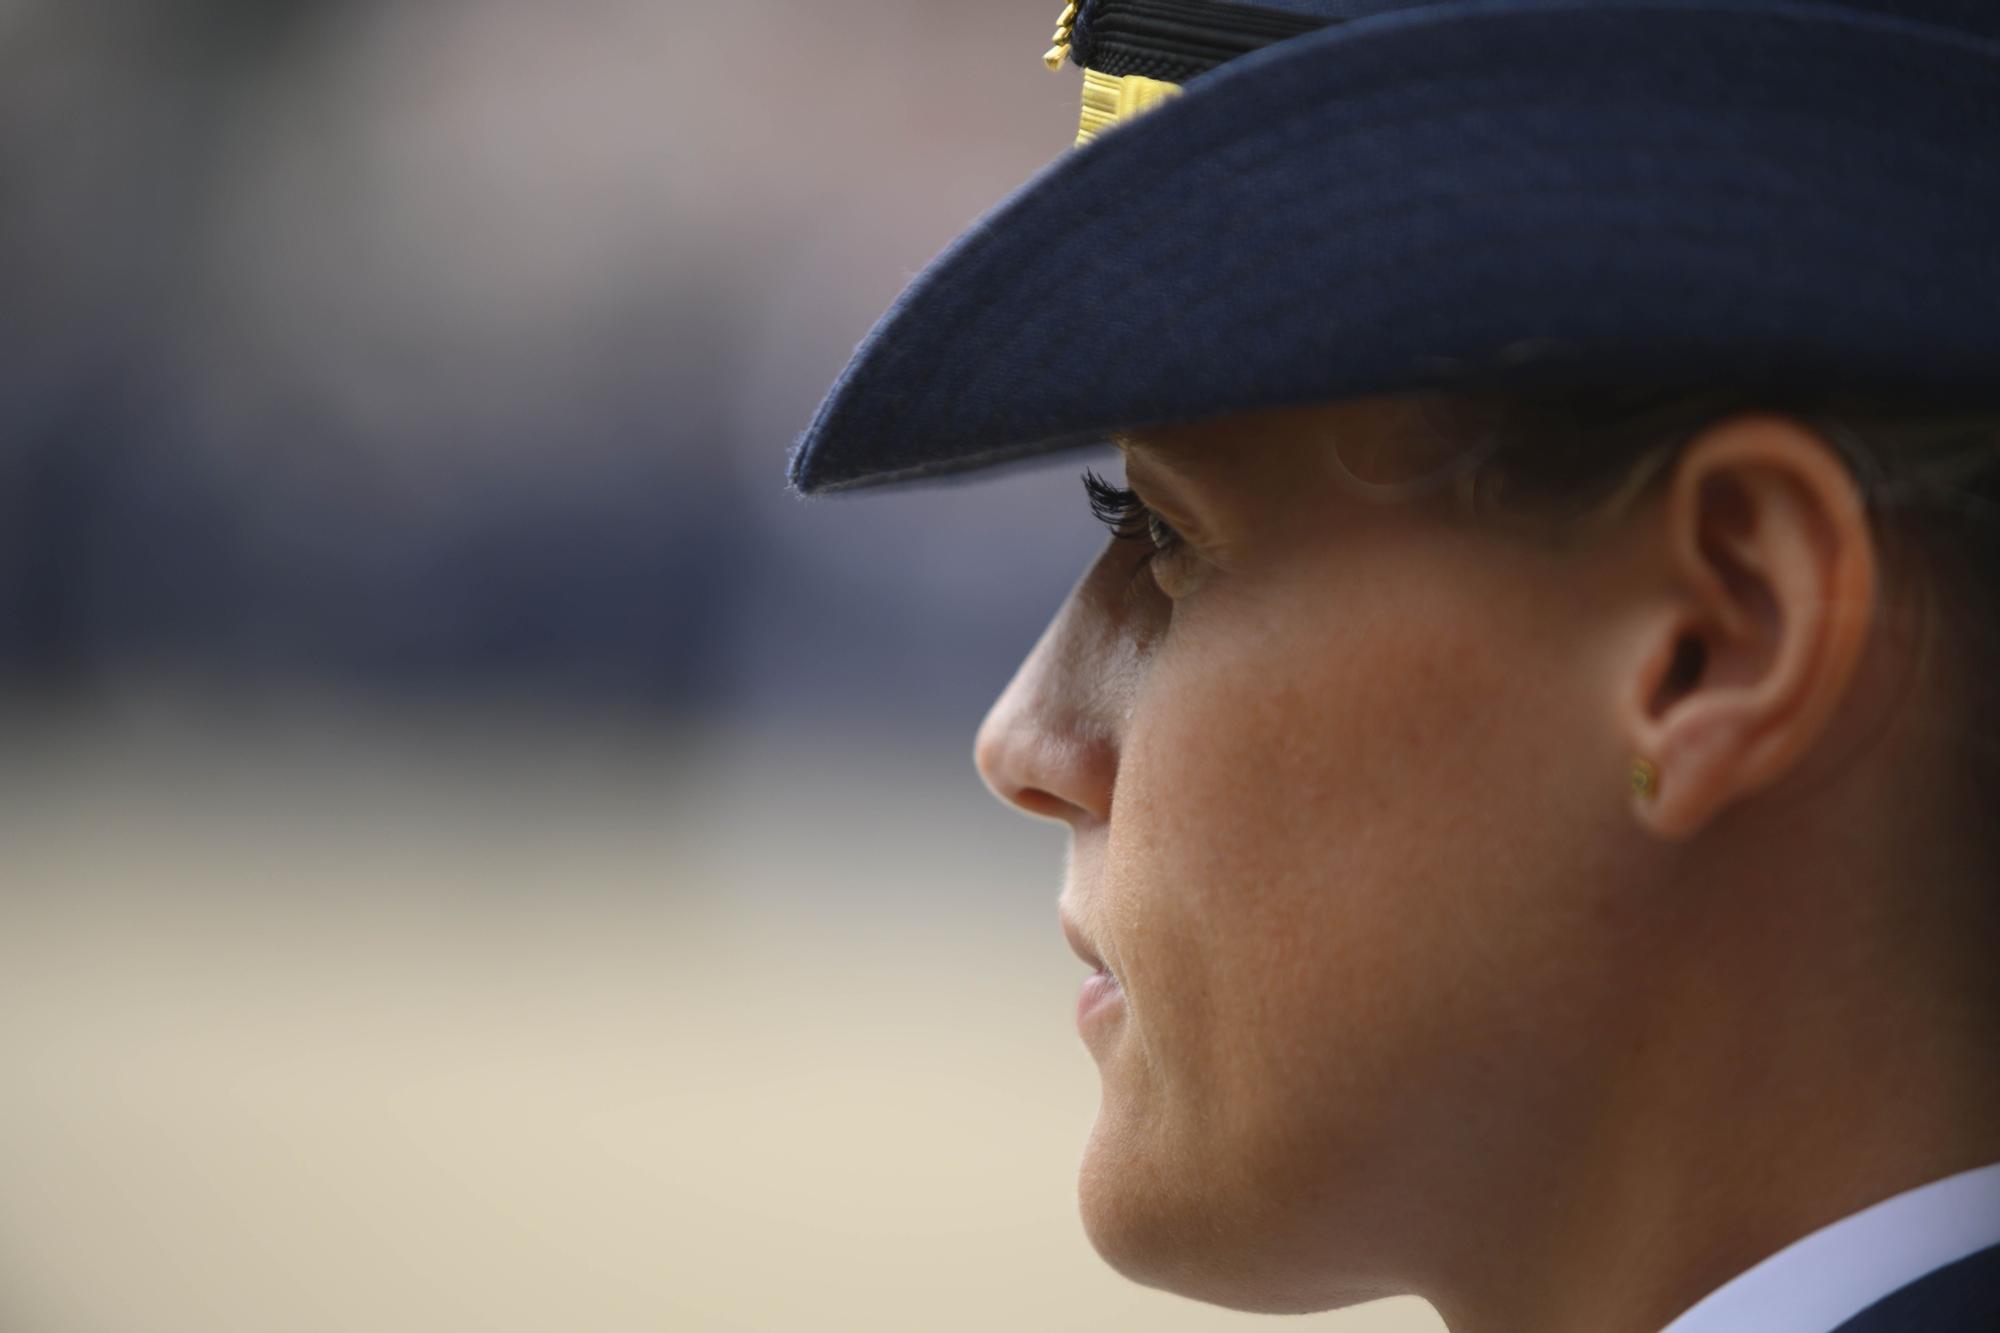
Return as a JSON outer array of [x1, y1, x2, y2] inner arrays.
[[0, 2, 1443, 1328]]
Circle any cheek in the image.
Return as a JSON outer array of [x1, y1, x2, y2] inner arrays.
[[1121, 583, 1492, 1101], [1097, 549, 1605, 1254]]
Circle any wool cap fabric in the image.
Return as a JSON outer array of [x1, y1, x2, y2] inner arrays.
[[787, 0, 2000, 497]]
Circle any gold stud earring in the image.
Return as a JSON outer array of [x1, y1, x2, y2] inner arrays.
[[1629, 757, 1660, 799]]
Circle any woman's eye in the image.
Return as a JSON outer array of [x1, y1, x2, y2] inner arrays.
[[1080, 468, 1196, 595]]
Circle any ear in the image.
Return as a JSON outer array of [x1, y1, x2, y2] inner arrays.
[[1620, 413, 1879, 840]]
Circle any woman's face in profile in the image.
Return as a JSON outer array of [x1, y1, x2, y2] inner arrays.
[[975, 397, 1659, 1313]]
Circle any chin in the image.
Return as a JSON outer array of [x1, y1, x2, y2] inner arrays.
[[1076, 1116, 1391, 1316], [1080, 1104, 1408, 1312]]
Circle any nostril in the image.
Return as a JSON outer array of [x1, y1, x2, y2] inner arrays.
[[974, 690, 1118, 827], [974, 729, 1096, 825], [1011, 785, 1081, 823]]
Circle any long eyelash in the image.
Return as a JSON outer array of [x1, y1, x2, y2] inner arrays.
[[1081, 468, 1146, 538], [1080, 468, 1183, 554]]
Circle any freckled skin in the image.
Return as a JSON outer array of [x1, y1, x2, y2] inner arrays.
[[973, 397, 2000, 1331], [983, 400, 1640, 1310], [1083, 436, 1625, 1307]]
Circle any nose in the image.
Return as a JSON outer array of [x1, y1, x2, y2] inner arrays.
[[972, 567, 1133, 829]]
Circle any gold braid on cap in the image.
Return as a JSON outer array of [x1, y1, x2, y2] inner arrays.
[[1076, 69, 1184, 145], [1047, 1, 1183, 145], [1043, 0, 1336, 147]]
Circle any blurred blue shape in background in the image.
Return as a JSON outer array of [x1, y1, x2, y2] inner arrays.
[[0, 0, 1103, 725]]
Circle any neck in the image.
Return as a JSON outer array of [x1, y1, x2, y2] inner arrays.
[[1428, 806, 2000, 1333]]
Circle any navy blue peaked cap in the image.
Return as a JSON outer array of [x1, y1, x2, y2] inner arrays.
[[787, 0, 2000, 497]]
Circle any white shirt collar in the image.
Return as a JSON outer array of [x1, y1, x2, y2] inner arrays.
[[1659, 1158, 2000, 1333]]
